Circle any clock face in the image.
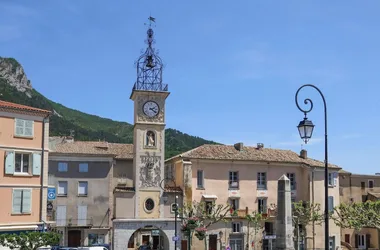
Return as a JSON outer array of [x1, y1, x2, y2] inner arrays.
[[143, 101, 160, 117]]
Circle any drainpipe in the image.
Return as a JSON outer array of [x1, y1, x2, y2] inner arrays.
[[39, 115, 49, 229]]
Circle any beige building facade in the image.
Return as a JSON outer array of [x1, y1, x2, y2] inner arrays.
[[0, 100, 50, 233], [166, 144, 342, 250], [339, 170, 380, 250]]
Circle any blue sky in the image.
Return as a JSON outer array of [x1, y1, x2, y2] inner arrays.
[[1, 0, 379, 174]]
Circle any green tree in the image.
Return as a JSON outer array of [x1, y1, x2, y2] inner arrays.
[[0, 231, 61, 250], [333, 200, 380, 231], [245, 211, 267, 249]]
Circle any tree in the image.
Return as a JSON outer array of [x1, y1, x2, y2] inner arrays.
[[180, 200, 231, 249], [0, 231, 61, 250], [333, 200, 380, 231], [245, 211, 267, 249], [292, 201, 324, 249]]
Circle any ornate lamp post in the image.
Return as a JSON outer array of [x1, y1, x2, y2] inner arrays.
[[160, 178, 180, 250], [295, 84, 329, 250]]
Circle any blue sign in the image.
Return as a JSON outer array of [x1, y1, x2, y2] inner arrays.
[[47, 187, 56, 200], [172, 236, 180, 242]]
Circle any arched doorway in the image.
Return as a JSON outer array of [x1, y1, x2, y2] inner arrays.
[[127, 226, 170, 250]]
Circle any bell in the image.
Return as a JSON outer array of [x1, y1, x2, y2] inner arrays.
[[146, 56, 155, 68]]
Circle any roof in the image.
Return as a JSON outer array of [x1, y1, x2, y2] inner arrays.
[[166, 144, 340, 169], [51, 139, 133, 159], [368, 192, 380, 199], [0, 100, 50, 115]]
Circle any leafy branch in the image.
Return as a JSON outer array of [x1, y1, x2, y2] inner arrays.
[[0, 232, 60, 250]]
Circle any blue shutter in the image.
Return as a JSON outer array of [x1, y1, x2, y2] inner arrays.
[[32, 153, 41, 176], [5, 151, 15, 174], [24, 120, 33, 137], [328, 196, 334, 212], [12, 189, 22, 213], [22, 189, 31, 213]]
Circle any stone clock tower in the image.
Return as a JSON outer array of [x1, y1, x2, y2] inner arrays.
[[130, 23, 169, 219]]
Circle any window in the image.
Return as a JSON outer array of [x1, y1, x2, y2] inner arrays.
[[257, 172, 267, 190], [328, 196, 334, 212], [361, 182, 365, 189], [145, 198, 155, 211], [165, 164, 174, 179], [79, 163, 88, 172], [15, 153, 30, 174], [89, 233, 105, 245], [229, 171, 239, 189], [287, 173, 296, 190], [230, 199, 239, 210], [14, 119, 34, 137], [12, 189, 31, 214], [232, 222, 242, 233], [368, 180, 374, 188], [329, 236, 336, 250], [170, 203, 178, 214], [197, 170, 204, 188], [78, 181, 88, 196], [58, 181, 68, 196], [344, 234, 350, 244], [258, 198, 267, 213], [205, 201, 213, 215], [264, 222, 274, 235], [58, 162, 68, 172], [357, 234, 366, 249], [328, 173, 333, 186]]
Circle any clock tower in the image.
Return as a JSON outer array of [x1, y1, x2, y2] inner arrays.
[[130, 21, 169, 219]]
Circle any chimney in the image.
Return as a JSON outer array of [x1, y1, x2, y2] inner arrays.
[[234, 142, 244, 151], [257, 143, 264, 149], [64, 136, 74, 143], [300, 149, 307, 159]]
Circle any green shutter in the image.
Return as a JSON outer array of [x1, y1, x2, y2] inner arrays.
[[32, 153, 41, 176], [22, 189, 31, 213], [24, 120, 33, 136], [5, 151, 15, 174], [12, 189, 22, 214]]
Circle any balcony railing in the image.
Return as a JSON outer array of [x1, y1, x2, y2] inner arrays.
[[229, 181, 239, 189], [55, 218, 93, 227]]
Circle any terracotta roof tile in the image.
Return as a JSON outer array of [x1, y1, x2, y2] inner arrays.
[[51, 139, 133, 159], [168, 144, 340, 169], [0, 100, 50, 115]]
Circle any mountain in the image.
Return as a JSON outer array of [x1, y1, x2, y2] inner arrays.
[[0, 57, 218, 158]]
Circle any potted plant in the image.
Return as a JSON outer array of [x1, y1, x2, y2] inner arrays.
[[195, 227, 207, 240]]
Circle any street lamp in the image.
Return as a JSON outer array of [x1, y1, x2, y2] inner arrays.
[[160, 178, 180, 250], [295, 84, 329, 250]]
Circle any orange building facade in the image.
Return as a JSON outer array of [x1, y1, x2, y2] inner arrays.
[[0, 101, 50, 233]]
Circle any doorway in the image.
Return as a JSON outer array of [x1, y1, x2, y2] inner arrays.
[[68, 230, 81, 247], [209, 234, 217, 250], [230, 238, 243, 250]]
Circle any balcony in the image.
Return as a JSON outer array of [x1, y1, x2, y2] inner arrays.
[[230, 208, 248, 218], [55, 218, 93, 227]]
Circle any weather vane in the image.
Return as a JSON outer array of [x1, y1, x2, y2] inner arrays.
[[144, 16, 156, 28]]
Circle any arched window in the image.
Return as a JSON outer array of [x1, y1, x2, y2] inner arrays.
[[146, 130, 156, 147]]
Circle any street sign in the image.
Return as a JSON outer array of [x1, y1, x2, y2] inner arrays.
[[172, 236, 180, 242], [47, 187, 56, 200], [264, 235, 276, 239], [151, 229, 160, 236]]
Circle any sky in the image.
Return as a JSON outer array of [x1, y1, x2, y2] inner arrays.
[[1, 0, 380, 174]]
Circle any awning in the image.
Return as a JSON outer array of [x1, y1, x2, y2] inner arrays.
[[0, 225, 38, 231], [202, 194, 218, 199]]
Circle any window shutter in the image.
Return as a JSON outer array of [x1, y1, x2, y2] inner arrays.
[[32, 153, 41, 176], [12, 189, 22, 213], [78, 205, 87, 226], [5, 151, 15, 174], [22, 189, 31, 213], [355, 234, 359, 248], [24, 120, 33, 136], [366, 234, 371, 249], [333, 172, 338, 187], [328, 196, 334, 212], [15, 119, 24, 136]]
